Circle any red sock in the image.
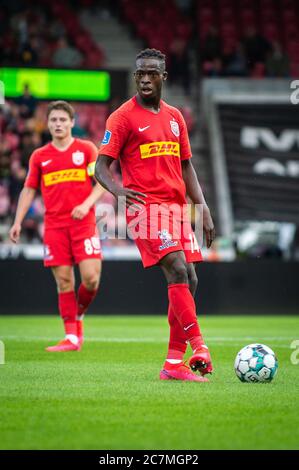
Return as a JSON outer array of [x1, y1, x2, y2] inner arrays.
[[77, 283, 98, 317], [167, 304, 187, 361], [168, 283, 204, 351], [58, 291, 77, 336], [76, 320, 83, 340]]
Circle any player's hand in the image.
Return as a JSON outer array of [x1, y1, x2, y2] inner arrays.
[[203, 205, 215, 248], [113, 188, 147, 211], [71, 203, 90, 220], [9, 223, 21, 243]]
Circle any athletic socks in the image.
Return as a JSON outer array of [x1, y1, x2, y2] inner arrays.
[[168, 283, 204, 352], [167, 305, 187, 361], [58, 286, 97, 346], [77, 283, 97, 317], [58, 291, 78, 345]]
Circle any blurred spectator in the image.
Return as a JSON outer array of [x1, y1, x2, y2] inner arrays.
[[15, 84, 37, 119], [47, 19, 66, 41], [224, 43, 248, 77], [0, 184, 10, 221], [52, 36, 83, 68], [201, 27, 222, 61], [0, 143, 11, 182], [19, 36, 40, 66], [266, 42, 290, 77], [174, 0, 193, 16], [19, 131, 40, 170], [168, 38, 191, 95], [202, 58, 224, 77], [1, 2, 102, 68], [241, 27, 272, 69]]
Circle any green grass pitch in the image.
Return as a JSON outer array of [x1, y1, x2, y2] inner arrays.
[[0, 315, 298, 450]]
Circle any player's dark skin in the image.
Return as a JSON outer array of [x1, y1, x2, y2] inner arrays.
[[95, 57, 215, 291]]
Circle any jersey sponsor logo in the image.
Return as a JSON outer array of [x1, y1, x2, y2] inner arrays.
[[158, 229, 178, 251], [72, 151, 85, 165], [170, 119, 180, 137], [102, 129, 112, 145], [41, 159, 52, 167], [43, 169, 86, 186], [138, 125, 150, 132], [140, 141, 180, 159]]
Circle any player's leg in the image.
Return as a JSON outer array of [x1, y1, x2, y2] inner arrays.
[[71, 223, 102, 346], [126, 208, 207, 381], [43, 228, 79, 352], [165, 262, 200, 365], [159, 251, 208, 382], [186, 263, 213, 375], [161, 251, 203, 346], [46, 265, 79, 352], [77, 258, 102, 346]]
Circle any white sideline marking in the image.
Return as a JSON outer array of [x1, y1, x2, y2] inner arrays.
[[0, 335, 292, 348]]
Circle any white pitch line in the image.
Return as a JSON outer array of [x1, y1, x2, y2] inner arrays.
[[0, 335, 294, 348]]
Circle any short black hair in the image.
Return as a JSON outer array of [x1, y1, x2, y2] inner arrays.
[[136, 48, 166, 70]]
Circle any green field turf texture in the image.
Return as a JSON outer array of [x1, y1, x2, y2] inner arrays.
[[0, 315, 298, 450]]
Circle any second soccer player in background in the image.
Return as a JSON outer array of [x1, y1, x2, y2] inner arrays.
[[10, 101, 104, 352]]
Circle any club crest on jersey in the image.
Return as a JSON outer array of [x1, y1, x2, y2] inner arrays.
[[158, 229, 178, 251], [72, 151, 85, 166], [170, 120, 179, 137]]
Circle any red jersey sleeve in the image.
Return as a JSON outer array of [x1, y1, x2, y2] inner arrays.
[[24, 150, 41, 189], [99, 109, 129, 159], [177, 111, 192, 161]]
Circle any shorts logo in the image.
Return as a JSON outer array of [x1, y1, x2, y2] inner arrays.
[[102, 130, 112, 145], [170, 119, 180, 137], [72, 151, 85, 166], [43, 169, 86, 186], [140, 141, 180, 159], [158, 229, 178, 251], [44, 245, 53, 261]]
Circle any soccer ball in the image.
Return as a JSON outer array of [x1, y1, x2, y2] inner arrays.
[[234, 344, 278, 383]]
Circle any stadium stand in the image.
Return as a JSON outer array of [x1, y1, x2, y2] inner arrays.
[[118, 0, 298, 78], [0, 0, 105, 69]]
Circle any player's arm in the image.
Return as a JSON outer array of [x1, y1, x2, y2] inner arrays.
[[95, 155, 146, 210], [71, 183, 105, 220], [9, 187, 37, 243], [181, 159, 215, 248]]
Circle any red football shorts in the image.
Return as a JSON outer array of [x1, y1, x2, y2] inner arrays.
[[127, 204, 203, 268], [43, 223, 102, 267]]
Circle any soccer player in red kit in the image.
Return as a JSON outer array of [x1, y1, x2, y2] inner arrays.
[[95, 49, 216, 382], [9, 101, 104, 352]]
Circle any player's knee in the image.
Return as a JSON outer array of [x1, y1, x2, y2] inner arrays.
[[56, 276, 74, 293], [82, 272, 100, 291], [168, 258, 189, 284], [189, 274, 198, 296]]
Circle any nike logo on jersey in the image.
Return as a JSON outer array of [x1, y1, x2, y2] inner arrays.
[[183, 323, 195, 332], [138, 126, 150, 132], [41, 160, 52, 167]]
